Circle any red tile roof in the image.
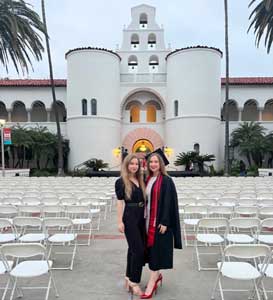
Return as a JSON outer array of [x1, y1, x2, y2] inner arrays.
[[0, 77, 272, 87], [221, 77, 273, 85], [166, 46, 223, 59], [65, 47, 121, 60], [0, 79, 66, 87]]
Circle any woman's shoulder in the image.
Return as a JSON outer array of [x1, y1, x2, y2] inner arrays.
[[162, 175, 175, 187], [115, 177, 124, 187]]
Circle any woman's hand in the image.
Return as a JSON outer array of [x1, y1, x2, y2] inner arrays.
[[158, 224, 167, 234], [118, 222, 125, 233]]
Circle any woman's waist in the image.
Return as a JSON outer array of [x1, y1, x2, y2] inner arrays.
[[125, 201, 145, 208]]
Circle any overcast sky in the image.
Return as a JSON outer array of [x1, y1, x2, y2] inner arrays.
[[1, 0, 273, 79]]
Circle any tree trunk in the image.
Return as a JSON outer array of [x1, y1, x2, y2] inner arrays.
[[41, 0, 64, 176], [224, 0, 230, 176]]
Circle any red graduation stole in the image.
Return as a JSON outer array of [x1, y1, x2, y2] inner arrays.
[[146, 174, 163, 247]]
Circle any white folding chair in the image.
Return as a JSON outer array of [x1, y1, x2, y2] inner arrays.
[[0, 219, 18, 245], [42, 205, 64, 218], [195, 218, 228, 271], [211, 244, 271, 300], [208, 206, 234, 219], [0, 258, 13, 300], [234, 206, 258, 217], [0, 243, 59, 300], [17, 205, 41, 217], [65, 205, 93, 246], [256, 218, 273, 246], [0, 206, 18, 221], [227, 218, 260, 244], [43, 218, 77, 270], [259, 207, 273, 219], [13, 217, 47, 243], [258, 251, 273, 300], [182, 205, 208, 247]]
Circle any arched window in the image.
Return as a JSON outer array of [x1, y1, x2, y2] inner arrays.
[[0, 101, 8, 121], [91, 99, 97, 115], [128, 55, 138, 73], [148, 33, 156, 49], [149, 55, 159, 73], [82, 99, 87, 115], [194, 143, 200, 153], [222, 100, 239, 121], [262, 99, 273, 121], [146, 105, 156, 122], [242, 99, 259, 121], [31, 101, 47, 122], [174, 100, 179, 117], [130, 105, 140, 122], [11, 101, 27, 122], [50, 101, 67, 122], [139, 13, 148, 29], [131, 34, 139, 50]]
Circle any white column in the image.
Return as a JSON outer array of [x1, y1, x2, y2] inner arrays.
[[7, 110, 11, 122], [238, 108, 242, 121], [47, 109, 51, 122], [27, 110, 31, 122], [258, 108, 263, 121]]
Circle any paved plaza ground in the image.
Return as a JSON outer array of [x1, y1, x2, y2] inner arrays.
[[2, 207, 272, 300]]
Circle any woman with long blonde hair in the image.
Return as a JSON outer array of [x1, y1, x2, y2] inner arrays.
[[141, 149, 182, 299], [115, 154, 146, 297]]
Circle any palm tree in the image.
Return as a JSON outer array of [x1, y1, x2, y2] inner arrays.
[[248, 0, 273, 53], [230, 122, 266, 167], [0, 0, 45, 73], [224, 0, 230, 175], [41, 0, 64, 176]]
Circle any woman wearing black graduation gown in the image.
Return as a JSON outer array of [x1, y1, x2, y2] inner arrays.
[[115, 154, 146, 297], [141, 150, 182, 299]]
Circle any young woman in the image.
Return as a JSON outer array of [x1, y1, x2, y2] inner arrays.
[[115, 154, 146, 297], [141, 151, 182, 299]]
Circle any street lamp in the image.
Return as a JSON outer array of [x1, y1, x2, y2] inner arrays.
[[0, 119, 6, 177]]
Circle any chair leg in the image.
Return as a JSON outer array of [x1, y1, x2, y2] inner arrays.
[[218, 278, 225, 300], [45, 276, 51, 300], [195, 241, 201, 271], [70, 241, 77, 270], [2, 277, 10, 300], [49, 271, 59, 298], [211, 271, 221, 300]]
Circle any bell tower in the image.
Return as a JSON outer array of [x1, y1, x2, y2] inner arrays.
[[117, 4, 169, 74]]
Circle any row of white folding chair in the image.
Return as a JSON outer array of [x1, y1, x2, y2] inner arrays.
[[179, 198, 273, 207], [182, 206, 273, 246], [0, 243, 59, 300], [0, 217, 78, 271], [0, 204, 101, 232], [210, 244, 273, 300], [194, 218, 273, 272]]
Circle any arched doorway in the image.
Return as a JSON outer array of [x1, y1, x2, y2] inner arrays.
[[133, 139, 154, 154], [122, 128, 164, 157]]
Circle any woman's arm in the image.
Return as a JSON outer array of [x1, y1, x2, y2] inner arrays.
[[117, 200, 125, 233]]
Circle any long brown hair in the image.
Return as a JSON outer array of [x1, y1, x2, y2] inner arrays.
[[121, 154, 146, 200], [146, 153, 168, 177]]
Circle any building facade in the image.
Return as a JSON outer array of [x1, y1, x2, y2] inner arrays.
[[0, 4, 273, 171]]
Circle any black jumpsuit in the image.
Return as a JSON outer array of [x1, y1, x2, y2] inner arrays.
[[115, 177, 146, 283]]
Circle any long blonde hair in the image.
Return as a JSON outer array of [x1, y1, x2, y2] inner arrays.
[[146, 153, 168, 177], [121, 154, 146, 200]]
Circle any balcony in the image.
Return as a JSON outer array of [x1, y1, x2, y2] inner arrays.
[[120, 73, 167, 84]]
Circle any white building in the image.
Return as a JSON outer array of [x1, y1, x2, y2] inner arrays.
[[0, 4, 273, 171]]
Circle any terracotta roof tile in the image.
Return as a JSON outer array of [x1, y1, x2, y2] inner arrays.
[[0, 77, 272, 87], [0, 79, 67, 87]]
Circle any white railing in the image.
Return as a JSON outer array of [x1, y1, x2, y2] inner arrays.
[[120, 73, 167, 83]]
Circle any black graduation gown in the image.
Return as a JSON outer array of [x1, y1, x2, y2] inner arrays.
[[146, 175, 182, 271]]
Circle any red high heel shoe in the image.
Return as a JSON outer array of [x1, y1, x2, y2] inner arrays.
[[156, 273, 163, 287], [140, 281, 158, 299]]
